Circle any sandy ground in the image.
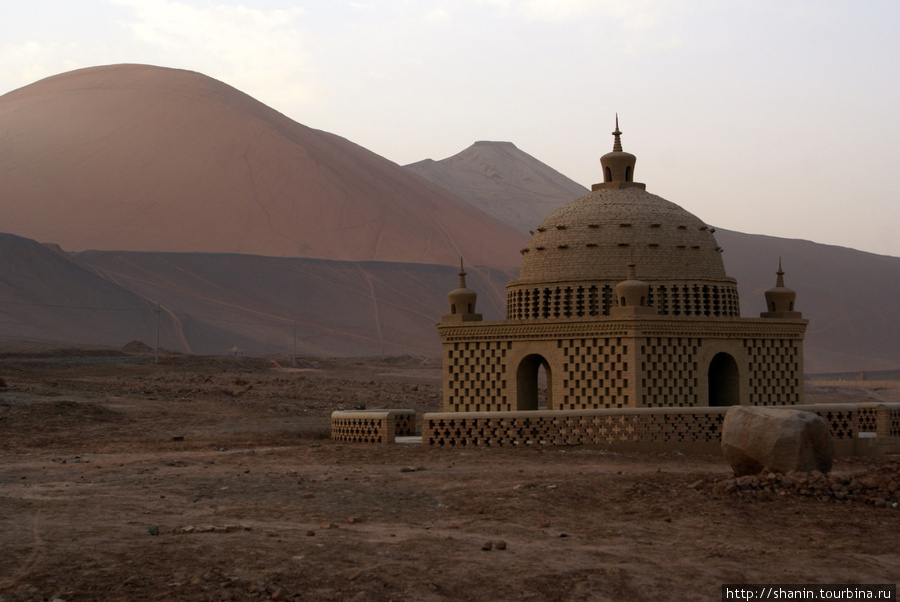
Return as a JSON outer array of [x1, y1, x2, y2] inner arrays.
[[1, 353, 898, 601]]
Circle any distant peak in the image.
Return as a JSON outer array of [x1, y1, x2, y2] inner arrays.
[[472, 141, 518, 149]]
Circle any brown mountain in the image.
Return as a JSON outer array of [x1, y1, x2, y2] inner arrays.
[[406, 141, 589, 233], [0, 64, 526, 266], [1, 227, 896, 373]]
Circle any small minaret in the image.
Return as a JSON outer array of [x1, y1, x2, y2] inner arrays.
[[593, 115, 646, 191], [611, 262, 657, 317], [443, 258, 483, 323], [761, 259, 802, 319]]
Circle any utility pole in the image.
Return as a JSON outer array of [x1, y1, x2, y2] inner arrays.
[[155, 302, 160, 365], [292, 321, 297, 368]]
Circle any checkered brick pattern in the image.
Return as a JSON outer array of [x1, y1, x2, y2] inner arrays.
[[745, 338, 803, 405], [443, 340, 511, 412], [639, 337, 701, 407], [560, 337, 630, 409]]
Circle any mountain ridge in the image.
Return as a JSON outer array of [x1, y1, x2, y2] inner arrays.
[[406, 140, 589, 233]]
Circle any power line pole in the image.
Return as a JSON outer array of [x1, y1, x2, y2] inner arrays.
[[155, 302, 160, 365], [292, 321, 297, 368]]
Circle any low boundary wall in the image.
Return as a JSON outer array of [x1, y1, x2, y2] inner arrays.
[[331, 409, 416, 444], [421, 403, 900, 456]]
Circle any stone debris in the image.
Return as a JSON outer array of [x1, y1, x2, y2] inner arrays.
[[494, 540, 508, 550], [700, 463, 900, 506], [481, 541, 493, 551], [176, 524, 252, 534]]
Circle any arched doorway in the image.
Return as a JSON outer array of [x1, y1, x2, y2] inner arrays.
[[516, 354, 553, 410], [708, 352, 740, 406]]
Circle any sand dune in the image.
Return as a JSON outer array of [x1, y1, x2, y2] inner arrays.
[[0, 64, 526, 266]]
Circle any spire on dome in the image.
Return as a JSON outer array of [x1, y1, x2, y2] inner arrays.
[[458, 257, 468, 289], [594, 115, 645, 191], [775, 257, 785, 288], [612, 114, 623, 152]]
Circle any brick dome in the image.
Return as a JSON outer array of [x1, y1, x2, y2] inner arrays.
[[515, 187, 729, 283], [506, 120, 740, 320]]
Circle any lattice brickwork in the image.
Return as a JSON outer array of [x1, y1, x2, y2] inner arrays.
[[423, 405, 865, 448], [858, 405, 879, 432], [444, 341, 510, 412], [640, 337, 701, 407], [745, 338, 803, 405], [424, 409, 725, 447], [331, 413, 391, 444], [330, 410, 416, 444], [506, 282, 740, 320], [560, 337, 630, 409], [394, 412, 415, 436]]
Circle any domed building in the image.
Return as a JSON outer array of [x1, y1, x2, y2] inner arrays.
[[438, 121, 807, 412]]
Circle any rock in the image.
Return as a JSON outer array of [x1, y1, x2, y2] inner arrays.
[[495, 540, 507, 550], [148, 525, 160, 536], [721, 406, 834, 476], [481, 541, 493, 551]]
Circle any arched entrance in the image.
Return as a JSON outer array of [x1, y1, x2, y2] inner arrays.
[[708, 352, 740, 406], [516, 354, 553, 410]]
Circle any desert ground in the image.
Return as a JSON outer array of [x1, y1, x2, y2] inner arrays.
[[1, 350, 898, 601]]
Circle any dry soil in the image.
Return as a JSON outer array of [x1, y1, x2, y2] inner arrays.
[[1, 353, 898, 601]]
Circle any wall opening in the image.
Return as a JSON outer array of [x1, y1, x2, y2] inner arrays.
[[708, 352, 740, 406], [517, 354, 553, 410]]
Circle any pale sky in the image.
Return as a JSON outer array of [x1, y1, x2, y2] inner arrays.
[[2, 1, 898, 257]]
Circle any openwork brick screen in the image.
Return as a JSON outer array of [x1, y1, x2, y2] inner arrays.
[[330, 410, 416, 444], [422, 404, 865, 448]]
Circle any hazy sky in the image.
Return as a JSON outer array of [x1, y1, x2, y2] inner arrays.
[[2, 1, 898, 257]]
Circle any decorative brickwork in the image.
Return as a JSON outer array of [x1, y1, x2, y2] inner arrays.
[[438, 318, 807, 411], [639, 336, 701, 407], [422, 404, 893, 449], [330, 410, 416, 444], [443, 340, 510, 412], [745, 338, 804, 405], [507, 281, 740, 320], [559, 337, 630, 409]]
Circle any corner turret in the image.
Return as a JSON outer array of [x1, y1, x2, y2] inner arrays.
[[761, 259, 802, 319], [611, 262, 657, 317], [443, 259, 483, 323]]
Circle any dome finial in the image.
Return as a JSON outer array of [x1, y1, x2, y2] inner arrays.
[[612, 114, 623, 152], [458, 257, 467, 288], [776, 257, 785, 288]]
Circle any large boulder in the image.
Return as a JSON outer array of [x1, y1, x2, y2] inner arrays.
[[721, 406, 835, 476]]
